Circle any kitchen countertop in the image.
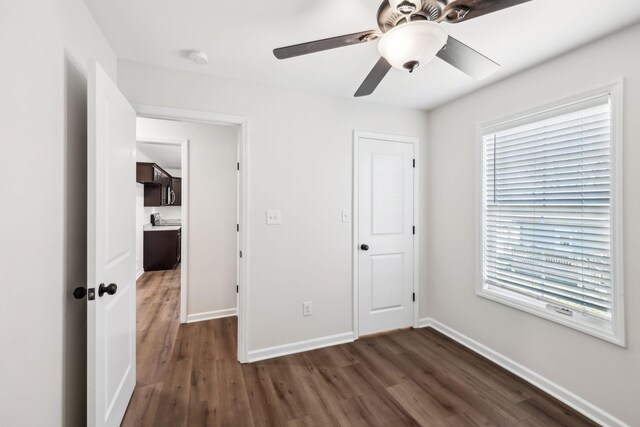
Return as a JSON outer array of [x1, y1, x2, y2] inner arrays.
[[143, 224, 181, 232]]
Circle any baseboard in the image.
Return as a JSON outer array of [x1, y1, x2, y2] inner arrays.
[[247, 332, 355, 363], [187, 308, 237, 323], [418, 317, 432, 328], [417, 318, 628, 427], [136, 269, 144, 280]]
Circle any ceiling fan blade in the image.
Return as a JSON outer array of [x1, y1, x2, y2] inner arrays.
[[354, 57, 392, 97], [437, 36, 499, 80], [443, 0, 532, 23], [273, 30, 379, 60]]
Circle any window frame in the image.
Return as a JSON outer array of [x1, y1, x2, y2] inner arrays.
[[475, 82, 626, 347]]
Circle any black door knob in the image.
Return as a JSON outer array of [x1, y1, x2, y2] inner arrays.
[[73, 287, 87, 300], [361, 244, 369, 251], [99, 283, 118, 297]]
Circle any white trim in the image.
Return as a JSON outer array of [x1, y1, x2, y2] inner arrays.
[[352, 131, 420, 340], [187, 308, 237, 323], [417, 317, 431, 328], [136, 269, 144, 280], [136, 135, 190, 324], [247, 332, 355, 363], [475, 81, 626, 347], [133, 104, 250, 363], [417, 318, 629, 427]]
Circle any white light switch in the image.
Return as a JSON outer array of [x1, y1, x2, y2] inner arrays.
[[266, 210, 282, 225], [342, 210, 351, 223]]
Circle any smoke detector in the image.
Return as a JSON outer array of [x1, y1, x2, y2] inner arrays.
[[187, 50, 209, 65]]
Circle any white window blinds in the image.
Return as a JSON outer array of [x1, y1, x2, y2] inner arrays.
[[482, 95, 613, 321]]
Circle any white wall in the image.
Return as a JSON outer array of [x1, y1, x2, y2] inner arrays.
[[0, 1, 117, 426], [118, 61, 430, 350], [426, 23, 640, 426], [136, 117, 239, 317]]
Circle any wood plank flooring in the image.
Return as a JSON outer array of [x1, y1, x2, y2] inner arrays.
[[122, 269, 598, 427]]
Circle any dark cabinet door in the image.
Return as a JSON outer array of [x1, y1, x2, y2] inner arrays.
[[137, 162, 162, 184], [144, 184, 162, 206], [176, 230, 181, 264], [171, 178, 182, 206], [144, 229, 181, 271]]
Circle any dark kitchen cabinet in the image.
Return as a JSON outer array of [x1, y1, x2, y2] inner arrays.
[[136, 162, 165, 184], [144, 228, 181, 271], [171, 177, 182, 206], [137, 162, 178, 207]]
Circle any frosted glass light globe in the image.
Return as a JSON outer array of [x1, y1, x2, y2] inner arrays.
[[378, 21, 448, 71]]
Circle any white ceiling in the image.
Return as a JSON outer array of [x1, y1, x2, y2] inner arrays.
[[84, 0, 640, 110], [137, 141, 181, 170]]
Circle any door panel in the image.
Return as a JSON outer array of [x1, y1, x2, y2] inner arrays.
[[371, 253, 404, 311], [88, 61, 136, 427], [358, 137, 414, 336], [372, 153, 405, 234]]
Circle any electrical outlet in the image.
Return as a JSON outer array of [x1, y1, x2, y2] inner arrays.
[[303, 301, 313, 316]]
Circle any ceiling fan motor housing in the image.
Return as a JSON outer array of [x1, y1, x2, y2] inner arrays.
[[379, 0, 470, 32], [389, 0, 422, 14]]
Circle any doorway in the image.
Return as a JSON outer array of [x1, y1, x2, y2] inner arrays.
[[133, 107, 249, 363], [353, 132, 419, 337], [135, 135, 187, 319]]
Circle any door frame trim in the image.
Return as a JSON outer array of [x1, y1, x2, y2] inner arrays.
[[135, 136, 189, 324], [133, 104, 250, 363], [352, 131, 420, 339]]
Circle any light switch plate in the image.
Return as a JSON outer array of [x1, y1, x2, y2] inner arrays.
[[342, 210, 351, 223], [266, 210, 282, 225]]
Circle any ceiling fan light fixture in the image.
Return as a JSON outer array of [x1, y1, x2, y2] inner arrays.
[[378, 21, 448, 72]]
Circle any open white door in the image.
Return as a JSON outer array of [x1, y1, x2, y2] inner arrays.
[[87, 61, 136, 427], [358, 136, 415, 336]]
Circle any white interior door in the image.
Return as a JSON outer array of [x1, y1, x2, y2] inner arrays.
[[87, 61, 137, 427], [358, 136, 414, 336]]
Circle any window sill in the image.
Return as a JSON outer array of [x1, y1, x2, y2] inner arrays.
[[476, 286, 625, 347]]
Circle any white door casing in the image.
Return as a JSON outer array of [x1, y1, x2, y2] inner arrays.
[[87, 61, 137, 427], [357, 135, 415, 336]]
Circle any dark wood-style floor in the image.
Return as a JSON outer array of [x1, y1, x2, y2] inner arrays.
[[122, 269, 597, 427]]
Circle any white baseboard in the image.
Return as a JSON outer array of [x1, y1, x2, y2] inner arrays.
[[418, 318, 628, 427], [187, 308, 237, 323], [248, 332, 355, 363], [136, 269, 144, 280]]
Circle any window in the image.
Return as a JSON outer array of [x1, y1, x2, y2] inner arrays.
[[478, 85, 624, 346]]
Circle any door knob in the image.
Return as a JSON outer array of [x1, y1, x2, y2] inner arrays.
[[360, 244, 369, 251], [73, 287, 87, 299], [99, 283, 118, 297]]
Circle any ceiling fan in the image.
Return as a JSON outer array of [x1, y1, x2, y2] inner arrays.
[[273, 0, 531, 97]]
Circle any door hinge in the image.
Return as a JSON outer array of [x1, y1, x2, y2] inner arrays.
[[413, 159, 415, 168], [412, 226, 415, 235], [237, 162, 240, 171], [239, 250, 243, 258], [237, 224, 239, 232], [412, 292, 416, 302], [237, 285, 239, 293]]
